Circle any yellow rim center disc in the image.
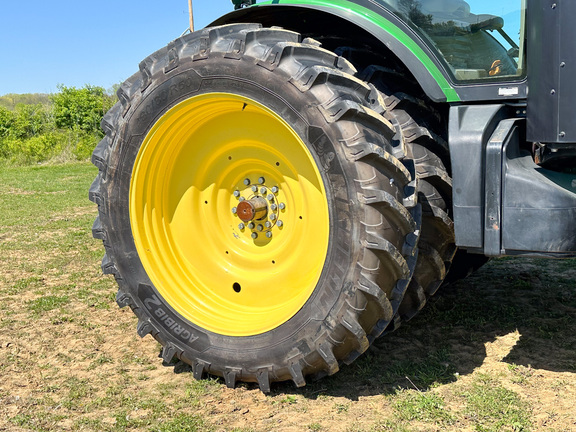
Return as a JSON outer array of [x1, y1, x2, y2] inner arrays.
[[130, 93, 330, 336]]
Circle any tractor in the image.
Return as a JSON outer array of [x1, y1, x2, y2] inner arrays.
[[89, 0, 576, 392]]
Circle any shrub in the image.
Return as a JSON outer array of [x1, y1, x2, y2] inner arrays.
[[0, 85, 116, 165], [0, 132, 66, 164], [51, 85, 115, 136]]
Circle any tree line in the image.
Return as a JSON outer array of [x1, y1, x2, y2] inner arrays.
[[0, 85, 116, 165]]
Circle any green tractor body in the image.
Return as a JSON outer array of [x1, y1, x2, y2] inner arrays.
[[89, 0, 576, 391]]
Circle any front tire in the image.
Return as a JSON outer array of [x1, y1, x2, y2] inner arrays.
[[90, 24, 420, 391]]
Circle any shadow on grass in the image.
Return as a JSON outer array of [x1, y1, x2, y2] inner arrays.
[[274, 257, 576, 399], [165, 257, 576, 399]]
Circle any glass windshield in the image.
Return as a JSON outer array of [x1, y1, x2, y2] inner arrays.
[[378, 0, 525, 82]]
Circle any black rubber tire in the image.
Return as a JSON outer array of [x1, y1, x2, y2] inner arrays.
[[332, 47, 456, 325], [357, 65, 489, 313], [362, 66, 456, 324], [442, 250, 490, 286], [90, 24, 421, 391]]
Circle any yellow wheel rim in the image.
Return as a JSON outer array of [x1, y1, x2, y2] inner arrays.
[[130, 93, 329, 336]]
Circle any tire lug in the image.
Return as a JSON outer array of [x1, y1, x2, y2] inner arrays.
[[258, 177, 265, 184]]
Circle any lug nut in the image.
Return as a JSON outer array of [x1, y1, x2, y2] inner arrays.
[[251, 232, 258, 239], [251, 185, 258, 192], [267, 194, 274, 201], [232, 207, 237, 214], [238, 223, 245, 230], [271, 186, 279, 194], [258, 177, 265, 184], [270, 213, 277, 221], [260, 187, 267, 194], [266, 231, 273, 238], [239, 196, 245, 202], [233, 190, 240, 197], [279, 203, 286, 210], [257, 224, 263, 231], [243, 178, 251, 186], [276, 220, 283, 227], [265, 221, 272, 228], [248, 222, 255, 229], [270, 203, 278, 211]]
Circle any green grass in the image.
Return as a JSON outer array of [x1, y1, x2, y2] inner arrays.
[[27, 295, 70, 313], [392, 389, 454, 424], [150, 414, 211, 432], [463, 375, 532, 432]]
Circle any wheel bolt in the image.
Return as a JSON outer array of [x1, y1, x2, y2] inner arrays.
[[248, 222, 255, 229], [251, 185, 258, 192], [271, 186, 279, 194], [279, 203, 286, 210], [260, 187, 267, 194], [251, 232, 258, 239], [243, 178, 251, 186], [258, 177, 265, 184], [239, 196, 245, 202], [267, 194, 274, 201], [233, 190, 240, 197], [257, 224, 263, 231], [270, 203, 278, 211], [265, 221, 272, 228], [238, 223, 245, 230], [232, 207, 237, 214], [266, 231, 273, 238], [270, 214, 277, 221], [276, 220, 283, 227]]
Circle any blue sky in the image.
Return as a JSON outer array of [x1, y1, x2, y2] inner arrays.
[[0, 0, 233, 95]]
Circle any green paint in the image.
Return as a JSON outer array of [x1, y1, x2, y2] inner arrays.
[[256, 0, 460, 102]]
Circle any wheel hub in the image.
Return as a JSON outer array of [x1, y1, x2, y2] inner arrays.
[[232, 177, 285, 240], [236, 197, 268, 222]]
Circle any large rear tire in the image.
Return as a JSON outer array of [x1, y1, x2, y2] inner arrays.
[[332, 47, 456, 325], [90, 24, 421, 391]]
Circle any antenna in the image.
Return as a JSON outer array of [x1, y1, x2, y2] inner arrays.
[[188, 0, 194, 32]]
